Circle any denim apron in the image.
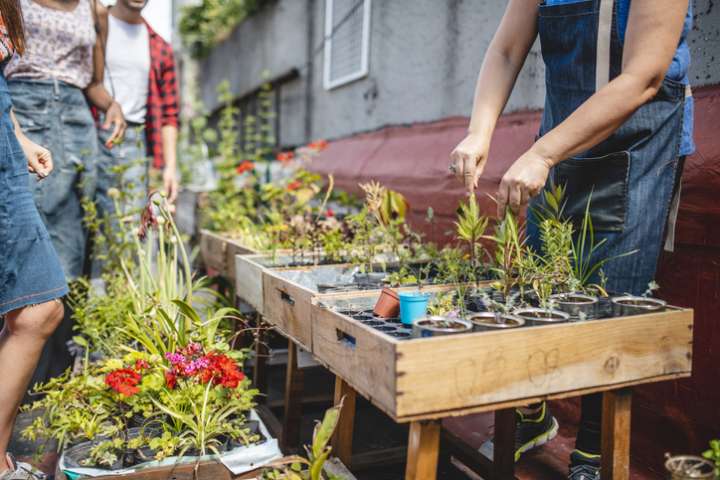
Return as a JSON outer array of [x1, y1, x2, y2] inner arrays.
[[0, 68, 68, 315], [534, 0, 685, 296]]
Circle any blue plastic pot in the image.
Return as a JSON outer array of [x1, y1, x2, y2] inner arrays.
[[399, 291, 430, 326]]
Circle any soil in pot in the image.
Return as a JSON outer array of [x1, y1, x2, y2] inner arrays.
[[373, 288, 400, 318], [359, 319, 384, 327]]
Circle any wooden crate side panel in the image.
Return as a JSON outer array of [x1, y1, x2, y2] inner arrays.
[[395, 310, 693, 418], [312, 305, 397, 416], [235, 254, 267, 314], [262, 272, 315, 350], [225, 239, 257, 280], [200, 230, 228, 274]]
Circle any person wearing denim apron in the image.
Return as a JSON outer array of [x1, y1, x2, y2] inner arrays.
[[450, 0, 693, 478], [0, 9, 68, 477]]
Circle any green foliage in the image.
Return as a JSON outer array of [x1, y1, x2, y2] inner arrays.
[[702, 439, 720, 477], [179, 0, 269, 59]]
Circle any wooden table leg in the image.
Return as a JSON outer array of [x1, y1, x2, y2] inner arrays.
[[331, 376, 356, 466], [601, 388, 633, 480], [252, 322, 269, 401], [493, 408, 517, 480], [405, 420, 441, 480], [281, 340, 304, 451]]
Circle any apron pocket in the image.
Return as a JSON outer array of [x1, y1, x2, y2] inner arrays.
[[554, 151, 629, 232]]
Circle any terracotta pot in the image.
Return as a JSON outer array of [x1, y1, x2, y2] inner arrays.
[[373, 288, 400, 318]]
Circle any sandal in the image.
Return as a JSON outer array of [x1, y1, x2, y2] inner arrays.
[[0, 454, 47, 480]]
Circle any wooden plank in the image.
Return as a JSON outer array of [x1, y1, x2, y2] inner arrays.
[[235, 254, 269, 315], [282, 340, 304, 451], [601, 388, 633, 480], [395, 310, 692, 419], [332, 376, 357, 467], [262, 272, 316, 350], [253, 326, 269, 402], [311, 305, 398, 417], [492, 409, 517, 480], [200, 229, 229, 275], [405, 420, 441, 480]]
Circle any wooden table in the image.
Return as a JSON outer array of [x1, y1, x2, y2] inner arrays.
[[270, 288, 693, 480]]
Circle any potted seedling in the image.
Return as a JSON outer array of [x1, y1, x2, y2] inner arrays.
[[469, 311, 525, 331], [664, 453, 716, 479], [611, 281, 667, 316], [411, 316, 472, 338]]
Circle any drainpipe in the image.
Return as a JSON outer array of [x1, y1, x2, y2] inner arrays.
[[304, 0, 315, 143]]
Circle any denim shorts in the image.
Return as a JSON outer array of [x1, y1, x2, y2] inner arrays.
[[0, 75, 68, 315], [8, 78, 99, 280]]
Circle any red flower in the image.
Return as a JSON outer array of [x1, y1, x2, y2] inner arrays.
[[138, 196, 159, 241], [287, 180, 301, 191], [276, 151, 294, 164], [236, 161, 255, 174], [134, 359, 149, 372], [307, 139, 328, 151], [165, 371, 177, 390], [326, 208, 335, 217], [106, 369, 141, 397]]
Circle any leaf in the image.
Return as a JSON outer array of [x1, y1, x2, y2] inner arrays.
[[312, 402, 342, 459]]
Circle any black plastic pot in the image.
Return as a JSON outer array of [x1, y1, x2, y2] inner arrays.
[[611, 296, 667, 317], [549, 293, 599, 320], [412, 316, 472, 338], [469, 312, 525, 331], [513, 307, 570, 326]]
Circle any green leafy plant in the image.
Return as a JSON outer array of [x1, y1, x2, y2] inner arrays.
[[454, 194, 488, 285], [702, 439, 720, 477], [262, 402, 346, 480]]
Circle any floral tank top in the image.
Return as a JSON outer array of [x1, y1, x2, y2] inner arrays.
[[4, 0, 96, 88]]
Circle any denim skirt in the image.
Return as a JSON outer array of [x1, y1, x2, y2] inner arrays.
[[0, 74, 68, 315]]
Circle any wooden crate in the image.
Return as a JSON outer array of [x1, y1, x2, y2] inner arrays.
[[199, 229, 258, 280], [56, 457, 356, 480], [310, 290, 694, 422]]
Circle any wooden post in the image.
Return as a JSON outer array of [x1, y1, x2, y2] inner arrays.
[[252, 323, 269, 401], [331, 376, 357, 466], [601, 388, 633, 480], [281, 340, 304, 451], [405, 420, 441, 480], [493, 408, 517, 480]]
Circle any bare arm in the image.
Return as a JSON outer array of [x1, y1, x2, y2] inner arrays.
[[498, 0, 689, 214], [11, 110, 53, 178], [450, 0, 538, 191], [83, 1, 126, 147], [161, 125, 179, 203]]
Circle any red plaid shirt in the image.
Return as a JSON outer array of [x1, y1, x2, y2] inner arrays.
[[145, 21, 179, 168]]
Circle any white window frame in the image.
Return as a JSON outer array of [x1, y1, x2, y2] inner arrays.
[[323, 0, 372, 90]]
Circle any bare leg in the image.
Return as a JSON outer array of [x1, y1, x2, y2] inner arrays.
[[0, 300, 64, 471]]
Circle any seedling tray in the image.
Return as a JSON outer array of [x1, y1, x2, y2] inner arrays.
[[310, 290, 693, 422]]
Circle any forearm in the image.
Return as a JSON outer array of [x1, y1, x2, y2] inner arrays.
[[84, 83, 115, 112], [531, 72, 663, 166], [161, 125, 178, 170]]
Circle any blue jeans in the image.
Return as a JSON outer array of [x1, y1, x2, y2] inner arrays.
[[95, 122, 149, 222], [9, 78, 99, 281]]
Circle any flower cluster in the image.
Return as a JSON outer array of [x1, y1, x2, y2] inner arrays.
[[236, 160, 255, 175], [164, 343, 245, 390], [307, 139, 328, 151], [105, 368, 142, 398], [276, 151, 294, 164]]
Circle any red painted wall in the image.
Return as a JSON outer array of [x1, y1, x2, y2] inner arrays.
[[309, 85, 720, 472]]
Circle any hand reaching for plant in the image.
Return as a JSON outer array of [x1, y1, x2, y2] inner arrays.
[[496, 148, 552, 217], [450, 132, 490, 194]]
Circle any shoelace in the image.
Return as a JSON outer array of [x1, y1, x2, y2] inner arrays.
[[569, 464, 600, 480]]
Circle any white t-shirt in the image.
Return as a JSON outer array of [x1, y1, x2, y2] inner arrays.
[[104, 14, 150, 124]]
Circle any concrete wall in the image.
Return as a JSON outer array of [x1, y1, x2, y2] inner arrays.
[[196, 0, 720, 146]]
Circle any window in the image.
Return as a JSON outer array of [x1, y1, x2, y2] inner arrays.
[[323, 0, 372, 90]]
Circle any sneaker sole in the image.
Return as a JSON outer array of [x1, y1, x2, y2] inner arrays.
[[515, 417, 559, 461]]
